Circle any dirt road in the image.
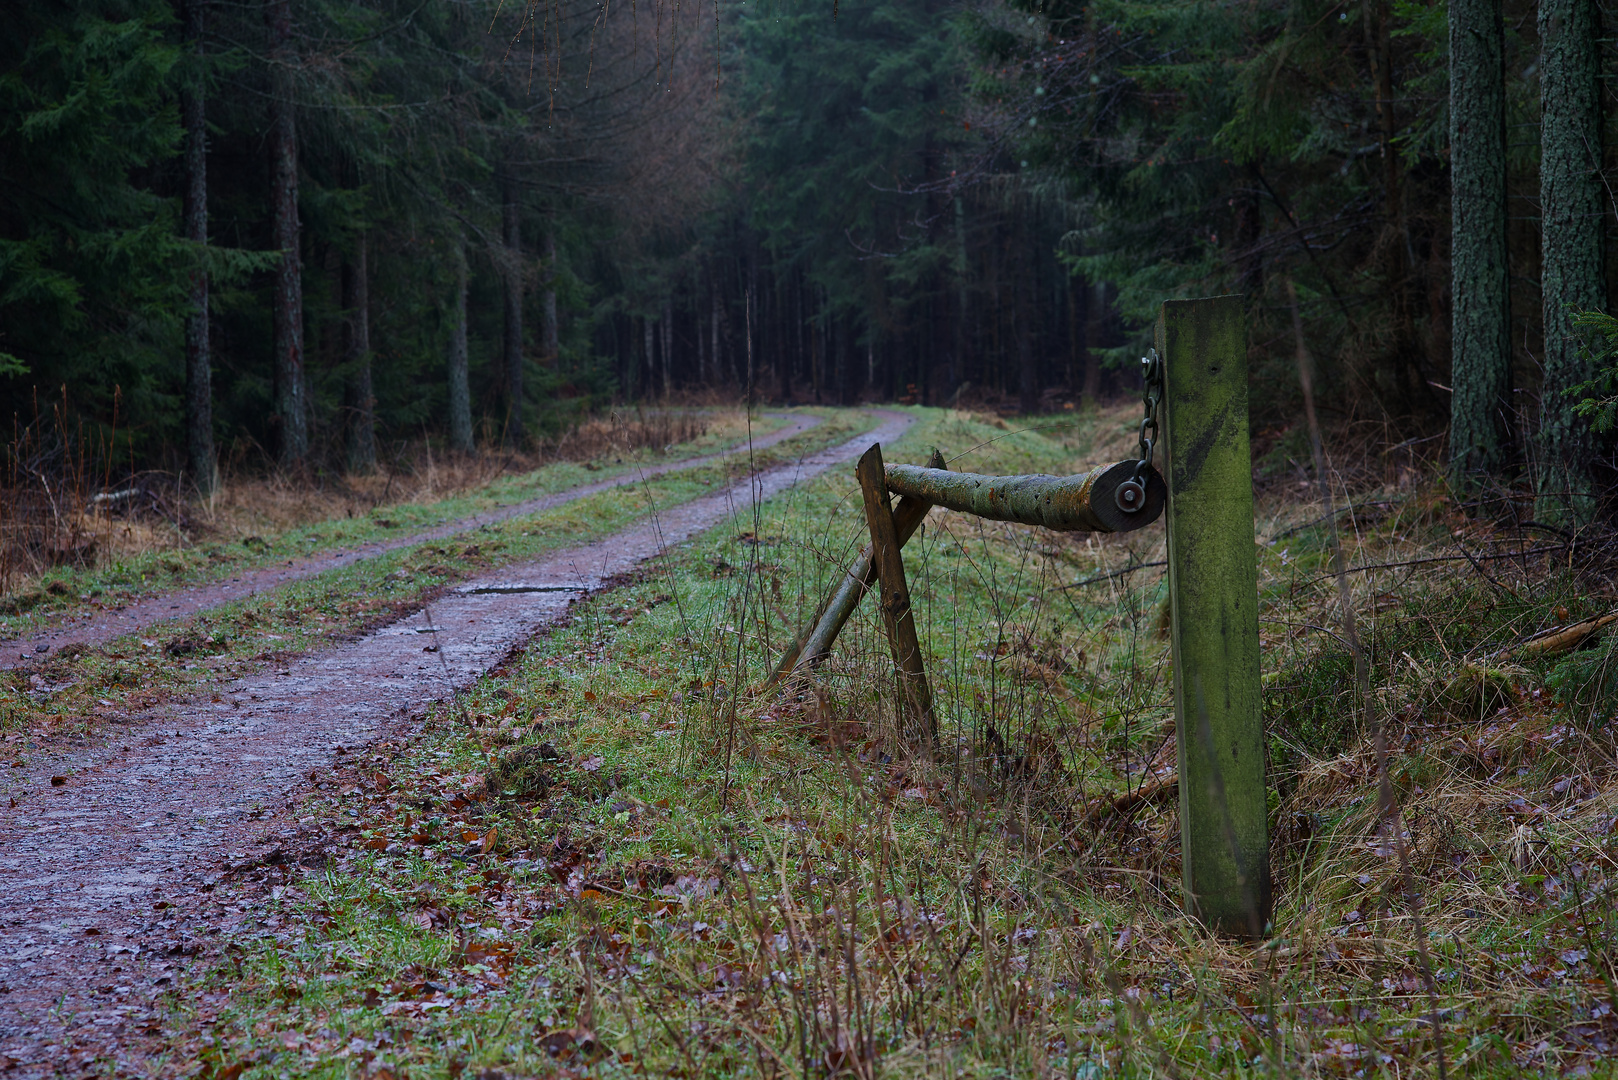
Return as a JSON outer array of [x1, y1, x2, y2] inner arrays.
[[0, 410, 912, 1077], [2, 412, 824, 670]]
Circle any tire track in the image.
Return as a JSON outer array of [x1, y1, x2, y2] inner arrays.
[[2, 411, 826, 670]]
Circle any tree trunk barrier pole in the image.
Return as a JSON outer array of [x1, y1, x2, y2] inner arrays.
[[855, 443, 938, 746], [769, 449, 946, 686], [883, 459, 1164, 533], [1158, 295, 1272, 936]]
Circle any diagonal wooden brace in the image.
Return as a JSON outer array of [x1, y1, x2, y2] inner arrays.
[[768, 448, 945, 685]]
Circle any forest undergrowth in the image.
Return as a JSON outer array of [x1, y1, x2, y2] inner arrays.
[[164, 405, 1618, 1078]]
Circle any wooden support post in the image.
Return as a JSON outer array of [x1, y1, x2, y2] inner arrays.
[[769, 449, 945, 685], [855, 443, 937, 745], [1158, 295, 1271, 937]]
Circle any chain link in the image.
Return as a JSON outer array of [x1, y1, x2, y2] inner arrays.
[[1114, 348, 1162, 514]]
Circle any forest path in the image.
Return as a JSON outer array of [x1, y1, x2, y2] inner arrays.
[[2, 411, 825, 671], [0, 408, 913, 1077]]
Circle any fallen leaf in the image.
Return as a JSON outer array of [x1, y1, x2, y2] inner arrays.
[[480, 828, 498, 854], [579, 755, 605, 773]]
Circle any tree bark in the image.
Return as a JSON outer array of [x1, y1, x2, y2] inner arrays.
[[343, 235, 375, 472], [266, 0, 306, 468], [1076, 277, 1100, 406], [182, 0, 213, 494], [643, 316, 655, 399], [1448, 0, 1511, 485], [1537, 0, 1606, 521], [954, 196, 970, 393], [447, 233, 473, 453], [541, 226, 559, 366], [1016, 217, 1037, 414], [710, 289, 723, 386], [662, 297, 673, 398], [501, 164, 525, 445]]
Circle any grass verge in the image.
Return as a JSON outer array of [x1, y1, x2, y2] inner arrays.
[[0, 408, 792, 637], [0, 409, 867, 748], [146, 405, 1618, 1077]]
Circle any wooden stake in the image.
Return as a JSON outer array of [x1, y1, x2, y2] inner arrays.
[[855, 443, 937, 745], [1158, 295, 1271, 937]]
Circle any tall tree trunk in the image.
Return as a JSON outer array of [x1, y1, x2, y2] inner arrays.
[[1233, 173, 1264, 295], [711, 290, 725, 384], [541, 226, 559, 366], [267, 0, 306, 468], [343, 235, 375, 472], [954, 197, 970, 393], [1448, 0, 1511, 485], [1366, 0, 1401, 227], [779, 275, 793, 402], [661, 298, 673, 398], [1075, 276, 1100, 406], [501, 165, 525, 445], [637, 317, 650, 401], [1537, 0, 1606, 521], [696, 292, 707, 385], [1016, 216, 1038, 415], [447, 233, 473, 453], [182, 0, 213, 494]]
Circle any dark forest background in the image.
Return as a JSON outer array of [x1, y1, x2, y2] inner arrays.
[[4, 0, 1617, 507]]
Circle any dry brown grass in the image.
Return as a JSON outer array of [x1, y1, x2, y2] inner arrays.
[[1, 406, 749, 599]]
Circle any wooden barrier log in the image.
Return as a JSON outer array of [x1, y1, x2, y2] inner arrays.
[[882, 459, 1165, 533]]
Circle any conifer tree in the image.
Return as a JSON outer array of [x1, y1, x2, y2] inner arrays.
[[266, 0, 306, 466], [181, 0, 214, 493], [1447, 0, 1511, 486], [447, 232, 474, 454], [1537, 0, 1606, 520]]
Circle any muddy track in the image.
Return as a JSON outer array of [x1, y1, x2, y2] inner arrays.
[[0, 410, 914, 1076], [2, 412, 826, 671]]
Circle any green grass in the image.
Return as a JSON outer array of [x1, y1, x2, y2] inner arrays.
[[136, 406, 1618, 1076], [0, 408, 798, 637], [0, 409, 870, 744]]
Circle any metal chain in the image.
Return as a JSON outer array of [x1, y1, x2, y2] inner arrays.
[[1115, 347, 1162, 514]]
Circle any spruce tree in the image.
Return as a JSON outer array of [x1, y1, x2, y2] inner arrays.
[[1537, 0, 1606, 520], [343, 235, 375, 472], [501, 162, 525, 446], [447, 232, 474, 454], [1447, 0, 1511, 486], [266, 0, 307, 467], [181, 0, 214, 494]]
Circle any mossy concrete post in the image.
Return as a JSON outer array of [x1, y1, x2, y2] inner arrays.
[[1156, 296, 1271, 936]]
